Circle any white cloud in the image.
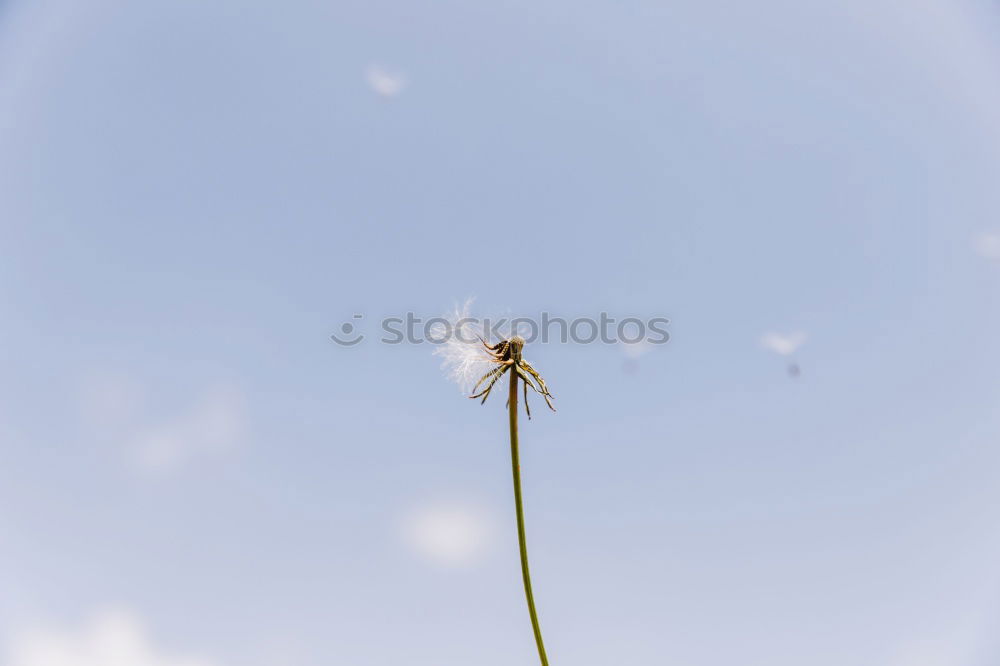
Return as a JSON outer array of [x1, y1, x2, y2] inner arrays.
[[400, 501, 493, 568], [5, 608, 219, 666], [365, 64, 406, 98], [888, 630, 979, 666], [130, 386, 246, 473], [973, 232, 1000, 261], [760, 331, 807, 356]]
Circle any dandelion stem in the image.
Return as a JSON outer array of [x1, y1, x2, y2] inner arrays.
[[508, 370, 549, 665]]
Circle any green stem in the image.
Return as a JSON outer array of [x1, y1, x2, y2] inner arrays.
[[509, 370, 550, 665]]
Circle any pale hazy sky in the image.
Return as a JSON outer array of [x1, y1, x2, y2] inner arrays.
[[2, 1, 1000, 665]]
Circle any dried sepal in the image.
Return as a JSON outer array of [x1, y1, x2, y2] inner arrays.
[[469, 335, 555, 418]]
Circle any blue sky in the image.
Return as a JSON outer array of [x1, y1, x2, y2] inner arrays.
[[2, 0, 1000, 664]]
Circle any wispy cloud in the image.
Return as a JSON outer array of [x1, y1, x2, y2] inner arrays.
[[760, 331, 807, 356], [400, 500, 493, 568], [77, 377, 247, 473], [973, 232, 1000, 261], [365, 64, 406, 98], [5, 608, 219, 666], [130, 386, 247, 473]]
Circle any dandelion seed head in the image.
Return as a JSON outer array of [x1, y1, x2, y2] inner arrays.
[[432, 299, 497, 393]]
